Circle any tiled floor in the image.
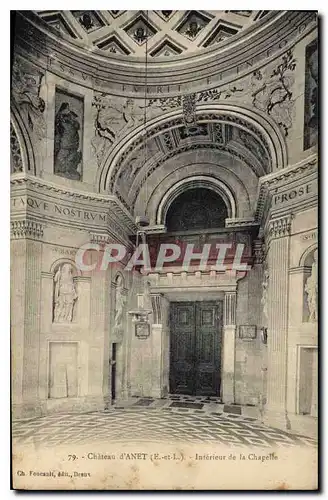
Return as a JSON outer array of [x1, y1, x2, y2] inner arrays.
[[12, 397, 317, 449], [115, 395, 255, 417]]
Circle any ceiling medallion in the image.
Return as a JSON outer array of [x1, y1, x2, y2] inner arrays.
[[124, 14, 157, 45], [71, 11, 105, 33], [177, 11, 212, 41]]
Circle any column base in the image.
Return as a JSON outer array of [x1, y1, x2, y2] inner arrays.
[[222, 325, 236, 404], [221, 372, 235, 404], [12, 401, 43, 420], [262, 407, 291, 432], [12, 396, 107, 420]]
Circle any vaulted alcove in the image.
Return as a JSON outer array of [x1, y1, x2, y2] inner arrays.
[[165, 187, 228, 232]]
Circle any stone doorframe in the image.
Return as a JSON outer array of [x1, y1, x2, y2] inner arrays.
[[145, 270, 245, 403]]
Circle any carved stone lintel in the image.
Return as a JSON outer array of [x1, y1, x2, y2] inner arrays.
[[11, 219, 44, 240]]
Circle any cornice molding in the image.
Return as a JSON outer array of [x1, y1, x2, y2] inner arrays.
[[11, 174, 137, 235], [225, 218, 258, 229], [14, 10, 317, 98], [255, 154, 318, 224]]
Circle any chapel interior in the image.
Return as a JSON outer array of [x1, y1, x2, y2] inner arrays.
[[10, 10, 318, 439]]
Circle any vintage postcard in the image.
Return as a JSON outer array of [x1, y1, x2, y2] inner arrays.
[[11, 9, 318, 490]]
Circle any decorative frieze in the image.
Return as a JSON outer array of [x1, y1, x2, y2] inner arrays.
[[11, 219, 44, 240]]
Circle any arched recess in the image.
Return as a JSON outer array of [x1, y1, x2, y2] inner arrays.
[[10, 106, 36, 175], [97, 102, 288, 195], [50, 258, 82, 276], [299, 244, 318, 267], [134, 152, 254, 224], [157, 176, 236, 227]]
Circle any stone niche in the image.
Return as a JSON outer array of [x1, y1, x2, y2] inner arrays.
[[52, 261, 79, 324], [48, 342, 79, 399], [54, 87, 84, 181], [302, 247, 318, 323]]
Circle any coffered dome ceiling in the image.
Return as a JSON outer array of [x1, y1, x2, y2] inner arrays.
[[35, 10, 270, 58]]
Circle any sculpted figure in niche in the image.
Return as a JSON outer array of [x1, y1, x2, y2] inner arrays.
[[261, 269, 269, 323], [305, 250, 318, 322], [114, 275, 126, 333], [54, 103, 82, 180], [54, 264, 78, 323]]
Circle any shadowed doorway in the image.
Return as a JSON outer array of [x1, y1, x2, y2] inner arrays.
[[169, 301, 223, 396]]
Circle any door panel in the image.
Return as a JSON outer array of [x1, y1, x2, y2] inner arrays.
[[170, 303, 195, 394], [195, 302, 222, 396], [170, 301, 222, 396]]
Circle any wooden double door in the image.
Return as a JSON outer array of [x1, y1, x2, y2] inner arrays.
[[169, 301, 223, 396]]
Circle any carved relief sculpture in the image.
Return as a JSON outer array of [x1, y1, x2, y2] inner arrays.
[[251, 50, 297, 136], [54, 264, 78, 323], [11, 58, 45, 139], [10, 123, 23, 173], [305, 250, 318, 322], [54, 102, 82, 180], [261, 269, 269, 323], [304, 39, 318, 150], [92, 94, 144, 165], [113, 275, 126, 333]]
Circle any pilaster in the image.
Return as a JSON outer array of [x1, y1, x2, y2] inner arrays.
[[11, 220, 44, 418], [263, 214, 292, 430], [222, 291, 237, 404]]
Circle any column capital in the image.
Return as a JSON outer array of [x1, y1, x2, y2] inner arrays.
[[266, 214, 293, 241], [150, 293, 164, 325], [11, 219, 44, 240], [224, 291, 237, 327]]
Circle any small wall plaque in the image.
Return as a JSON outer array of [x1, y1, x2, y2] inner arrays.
[[135, 321, 150, 339], [239, 325, 257, 340]]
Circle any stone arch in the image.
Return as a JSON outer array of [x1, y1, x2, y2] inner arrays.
[[10, 106, 36, 174], [134, 151, 254, 224], [98, 102, 288, 194], [50, 258, 81, 276], [299, 244, 318, 268], [113, 271, 125, 287], [156, 176, 236, 227]]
